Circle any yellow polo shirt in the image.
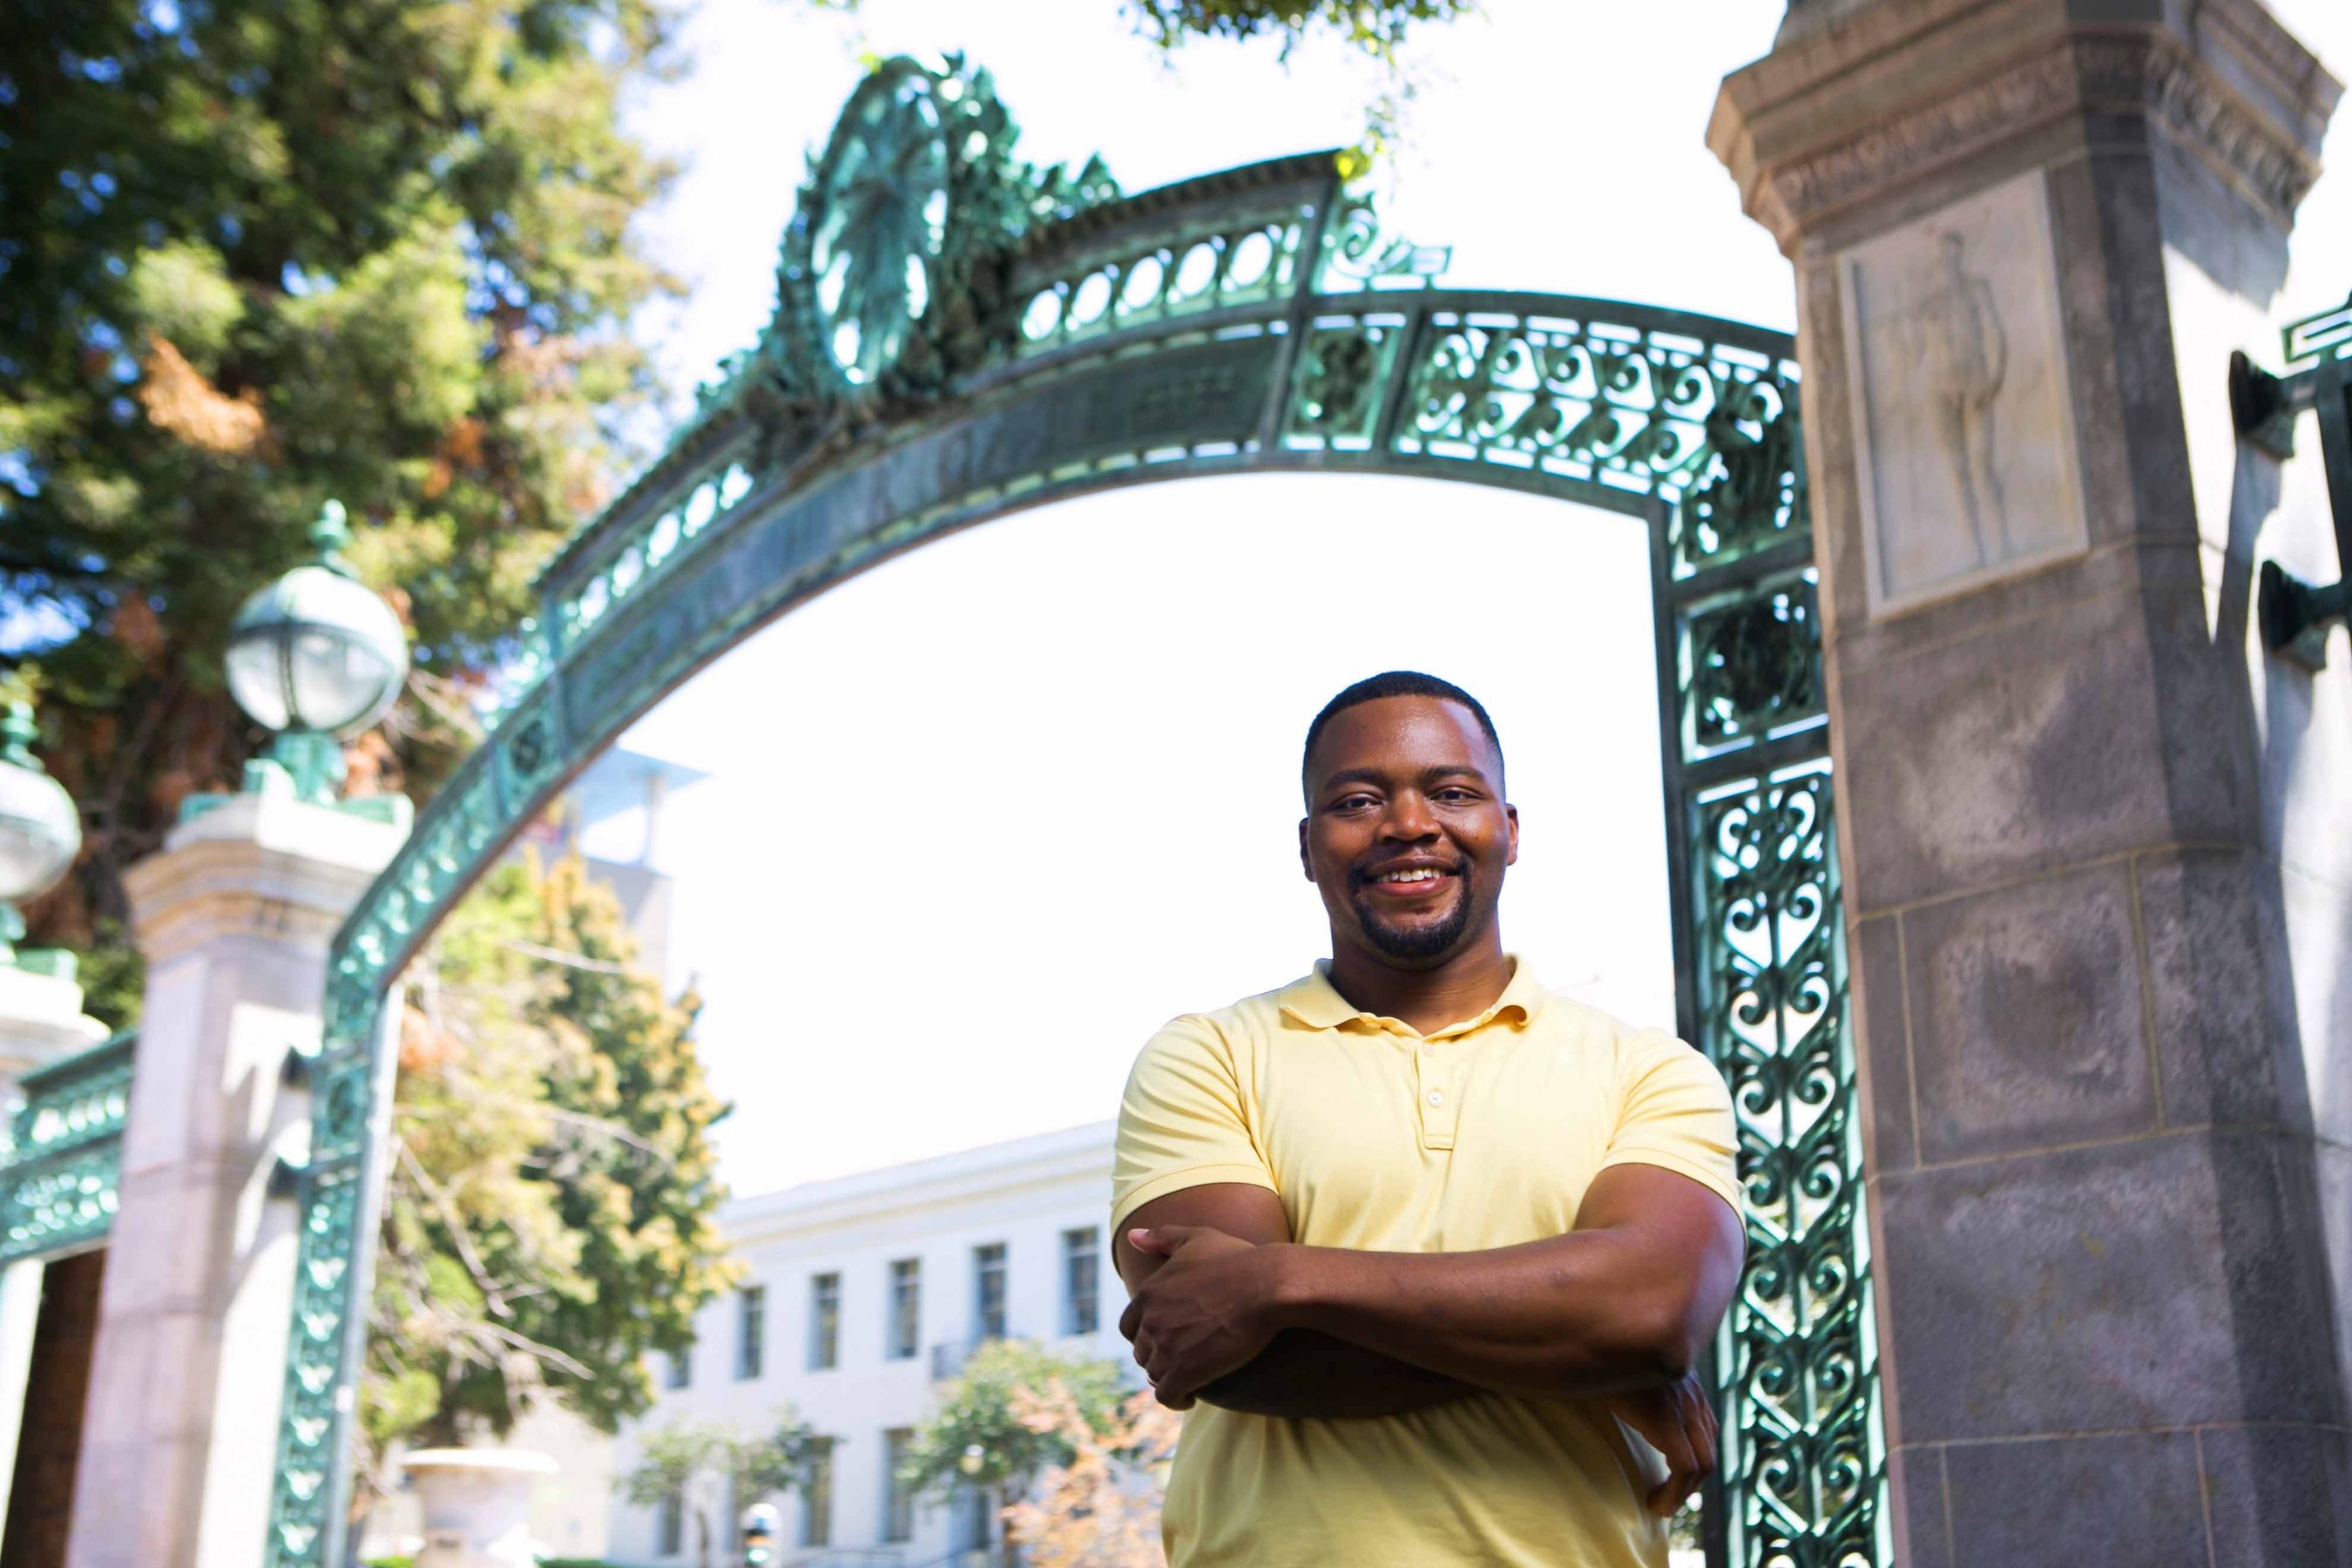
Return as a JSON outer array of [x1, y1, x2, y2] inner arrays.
[[1112, 960, 1740, 1568]]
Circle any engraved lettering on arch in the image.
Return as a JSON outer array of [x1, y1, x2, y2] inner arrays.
[[1126, 364, 1242, 436], [986, 405, 1054, 481], [935, 422, 977, 498], [868, 443, 929, 531]]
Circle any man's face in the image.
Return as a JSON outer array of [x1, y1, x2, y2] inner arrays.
[[1299, 694, 1517, 970]]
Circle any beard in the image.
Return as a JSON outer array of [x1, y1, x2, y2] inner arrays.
[[1348, 864, 1475, 965]]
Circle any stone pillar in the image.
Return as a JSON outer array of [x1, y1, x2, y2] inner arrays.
[[1711, 3, 2348, 1562], [66, 792, 405, 1568]]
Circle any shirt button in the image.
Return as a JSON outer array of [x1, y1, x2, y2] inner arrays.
[[1420, 1043, 1436, 1055], [1426, 1090, 1444, 1107]]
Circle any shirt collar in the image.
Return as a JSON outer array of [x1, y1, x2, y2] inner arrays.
[[1277, 957, 1548, 1036]]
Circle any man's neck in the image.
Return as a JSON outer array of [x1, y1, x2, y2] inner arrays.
[[1323, 938, 1514, 1037]]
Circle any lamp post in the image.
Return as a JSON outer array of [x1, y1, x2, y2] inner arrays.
[[208, 499, 411, 819], [0, 699, 80, 973], [2234, 288, 2352, 667], [740, 1503, 780, 1566]]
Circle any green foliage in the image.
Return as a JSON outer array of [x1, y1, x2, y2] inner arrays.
[[67, 916, 142, 1031], [1125, 0, 1479, 55], [360, 849, 738, 1500], [0, 0, 679, 973], [618, 1413, 816, 1507], [902, 1340, 1132, 1500]]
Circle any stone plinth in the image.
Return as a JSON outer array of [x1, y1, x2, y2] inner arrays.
[[0, 964, 106, 1085], [1713, 2, 2348, 1562], [403, 1449, 558, 1568], [64, 791, 406, 1568]]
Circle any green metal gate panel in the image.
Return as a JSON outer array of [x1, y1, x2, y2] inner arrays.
[[0, 1031, 134, 1266], [259, 56, 1879, 1567]]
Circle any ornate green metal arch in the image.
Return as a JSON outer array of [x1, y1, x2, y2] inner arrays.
[[265, 56, 1879, 1568]]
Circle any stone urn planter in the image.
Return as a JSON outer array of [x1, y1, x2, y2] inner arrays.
[[402, 1448, 559, 1568]]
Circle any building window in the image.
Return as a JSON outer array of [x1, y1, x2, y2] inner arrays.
[[955, 1484, 993, 1551], [736, 1285, 766, 1381], [808, 1272, 840, 1371], [664, 1348, 689, 1390], [887, 1259, 921, 1360], [973, 1242, 1008, 1342], [1063, 1227, 1100, 1336], [882, 1428, 916, 1543], [658, 1490, 683, 1555], [801, 1436, 835, 1548]]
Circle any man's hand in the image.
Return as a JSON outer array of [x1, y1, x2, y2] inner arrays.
[[1604, 1369, 1718, 1517], [1119, 1224, 1284, 1409]]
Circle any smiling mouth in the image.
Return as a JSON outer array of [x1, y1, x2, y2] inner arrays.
[[1358, 865, 1461, 898]]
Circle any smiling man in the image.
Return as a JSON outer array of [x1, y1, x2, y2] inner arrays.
[[1112, 670, 1745, 1567]]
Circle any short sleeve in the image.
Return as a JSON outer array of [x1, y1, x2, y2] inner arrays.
[[1597, 1031, 1742, 1215], [1111, 1017, 1277, 1233]]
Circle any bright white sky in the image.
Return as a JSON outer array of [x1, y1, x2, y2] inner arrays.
[[589, 0, 2352, 1199]]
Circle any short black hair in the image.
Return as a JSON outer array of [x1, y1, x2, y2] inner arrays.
[[1301, 671, 1504, 785]]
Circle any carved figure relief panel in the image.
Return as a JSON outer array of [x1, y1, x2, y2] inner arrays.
[[1839, 168, 2088, 615]]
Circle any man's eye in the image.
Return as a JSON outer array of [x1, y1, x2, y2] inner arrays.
[[1435, 788, 1474, 803]]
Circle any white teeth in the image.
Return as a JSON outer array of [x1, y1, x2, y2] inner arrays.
[[1379, 868, 1444, 883]]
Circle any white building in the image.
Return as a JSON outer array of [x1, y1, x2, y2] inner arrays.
[[606, 1119, 1132, 1566]]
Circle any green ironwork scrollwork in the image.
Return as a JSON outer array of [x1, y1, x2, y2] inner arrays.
[[771, 53, 1117, 405], [0, 1030, 135, 1263], [1661, 448, 1878, 1566], [1686, 581, 1821, 755], [1693, 770, 1878, 1567]]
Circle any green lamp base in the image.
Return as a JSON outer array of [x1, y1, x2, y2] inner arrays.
[[178, 730, 414, 830]]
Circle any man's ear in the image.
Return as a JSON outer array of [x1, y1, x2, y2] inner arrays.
[[1505, 803, 1520, 866], [1299, 817, 1314, 881]]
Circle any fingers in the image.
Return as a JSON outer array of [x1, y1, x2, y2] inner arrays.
[[1646, 1377, 1716, 1518], [1138, 1341, 1194, 1409], [1646, 1469, 1700, 1518], [1117, 1298, 1143, 1343], [1644, 1402, 1701, 1518], [1128, 1225, 1200, 1255], [1689, 1383, 1719, 1479]]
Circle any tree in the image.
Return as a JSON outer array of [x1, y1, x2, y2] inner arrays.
[[621, 1412, 821, 1568], [0, 0, 679, 1013], [902, 1340, 1138, 1551], [360, 847, 739, 1511], [1125, 0, 1477, 53], [818, 0, 1481, 166], [1002, 1383, 1182, 1568]]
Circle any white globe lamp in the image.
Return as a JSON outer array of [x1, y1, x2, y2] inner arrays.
[[222, 500, 409, 802], [0, 700, 80, 968]]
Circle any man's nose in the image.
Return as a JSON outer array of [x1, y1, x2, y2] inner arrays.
[[1379, 791, 1440, 841]]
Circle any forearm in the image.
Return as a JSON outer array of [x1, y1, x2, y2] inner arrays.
[[1260, 1230, 1707, 1402], [1194, 1328, 1473, 1419]]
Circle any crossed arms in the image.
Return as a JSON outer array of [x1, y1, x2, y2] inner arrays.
[[1112, 1165, 1744, 1514]]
